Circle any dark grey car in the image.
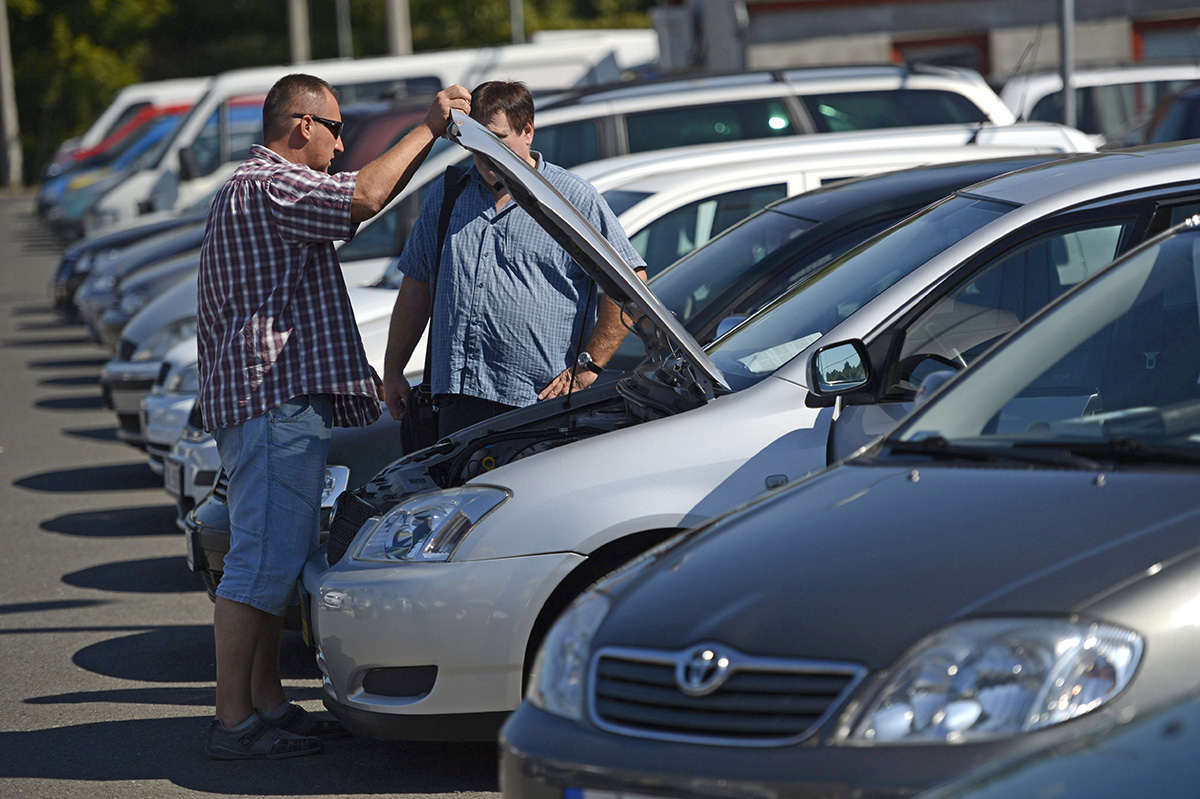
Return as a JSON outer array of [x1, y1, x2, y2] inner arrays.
[[500, 218, 1200, 798]]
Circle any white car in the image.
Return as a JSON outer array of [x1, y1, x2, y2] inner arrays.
[[300, 115, 1200, 741], [576, 122, 1093, 274]]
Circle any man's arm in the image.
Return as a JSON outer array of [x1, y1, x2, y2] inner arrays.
[[351, 86, 470, 224], [538, 268, 647, 400], [383, 276, 433, 419]]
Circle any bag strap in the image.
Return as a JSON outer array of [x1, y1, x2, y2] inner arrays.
[[421, 165, 466, 391]]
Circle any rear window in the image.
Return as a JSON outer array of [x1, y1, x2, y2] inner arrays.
[[802, 89, 986, 132], [623, 98, 796, 153]]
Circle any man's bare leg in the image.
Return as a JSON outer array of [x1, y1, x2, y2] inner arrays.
[[214, 595, 270, 728]]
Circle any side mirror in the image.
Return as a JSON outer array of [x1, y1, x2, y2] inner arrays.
[[178, 146, 198, 182], [714, 315, 747, 340], [811, 340, 869, 395]]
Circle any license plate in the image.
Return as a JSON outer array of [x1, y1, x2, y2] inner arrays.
[[185, 528, 201, 572], [163, 457, 185, 498]]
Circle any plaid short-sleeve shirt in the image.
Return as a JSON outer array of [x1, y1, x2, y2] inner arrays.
[[197, 145, 381, 431]]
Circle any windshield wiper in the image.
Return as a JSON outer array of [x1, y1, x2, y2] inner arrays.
[[887, 436, 1100, 468], [1016, 437, 1200, 467]]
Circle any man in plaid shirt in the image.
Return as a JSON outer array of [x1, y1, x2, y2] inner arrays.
[[197, 73, 469, 760]]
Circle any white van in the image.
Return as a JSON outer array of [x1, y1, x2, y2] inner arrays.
[[999, 63, 1200, 146], [85, 32, 658, 231]]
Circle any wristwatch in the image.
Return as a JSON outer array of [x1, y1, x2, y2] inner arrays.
[[576, 351, 604, 375]]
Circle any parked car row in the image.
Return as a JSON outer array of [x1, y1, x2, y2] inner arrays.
[[36, 47, 1200, 798]]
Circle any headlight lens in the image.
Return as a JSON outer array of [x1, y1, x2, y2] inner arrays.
[[167, 361, 199, 393], [118, 288, 148, 317], [131, 318, 197, 362], [847, 618, 1142, 744], [353, 486, 508, 563], [526, 591, 611, 721]]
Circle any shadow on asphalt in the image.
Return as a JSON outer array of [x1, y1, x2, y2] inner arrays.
[[0, 599, 108, 615], [0, 717, 500, 794], [16, 462, 162, 491], [26, 685, 220, 707], [71, 625, 316, 683], [38, 374, 99, 387], [62, 425, 121, 442], [63, 556, 203, 594], [41, 504, 177, 536], [35, 394, 105, 410], [1, 334, 94, 347], [26, 355, 108, 368]]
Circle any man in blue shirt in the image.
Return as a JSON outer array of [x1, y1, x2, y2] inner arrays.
[[383, 81, 646, 437]]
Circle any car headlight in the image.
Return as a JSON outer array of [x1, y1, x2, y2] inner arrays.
[[844, 618, 1142, 745], [353, 485, 508, 563], [131, 318, 197, 362], [90, 272, 116, 293], [526, 591, 611, 722], [118, 289, 148, 317], [167, 361, 199, 393]]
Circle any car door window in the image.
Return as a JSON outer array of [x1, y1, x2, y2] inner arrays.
[[890, 219, 1137, 396], [629, 184, 789, 276], [801, 89, 986, 132], [623, 99, 796, 153], [532, 119, 601, 168]]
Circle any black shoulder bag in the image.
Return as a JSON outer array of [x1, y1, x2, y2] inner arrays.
[[401, 166, 464, 454]]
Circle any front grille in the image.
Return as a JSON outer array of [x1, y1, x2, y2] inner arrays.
[[326, 492, 379, 566], [590, 645, 865, 747]]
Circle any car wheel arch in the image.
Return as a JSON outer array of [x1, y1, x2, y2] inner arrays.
[[520, 526, 684, 690]]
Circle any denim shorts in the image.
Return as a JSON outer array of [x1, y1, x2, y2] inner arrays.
[[214, 394, 333, 616]]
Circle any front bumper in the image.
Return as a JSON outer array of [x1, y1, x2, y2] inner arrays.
[[166, 434, 220, 527], [499, 701, 1116, 799], [302, 544, 585, 740], [100, 359, 162, 447], [141, 390, 194, 473]]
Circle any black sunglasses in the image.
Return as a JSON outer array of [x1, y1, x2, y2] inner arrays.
[[291, 112, 344, 139]]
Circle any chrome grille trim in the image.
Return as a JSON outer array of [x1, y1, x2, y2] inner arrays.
[[588, 643, 866, 747]]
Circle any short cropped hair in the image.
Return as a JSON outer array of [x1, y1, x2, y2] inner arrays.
[[263, 74, 339, 141], [470, 81, 534, 133]]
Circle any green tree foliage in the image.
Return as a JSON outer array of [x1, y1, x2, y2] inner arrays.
[[11, 0, 653, 181], [9, 0, 172, 176]]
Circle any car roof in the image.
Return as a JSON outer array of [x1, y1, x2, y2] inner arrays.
[[571, 122, 1092, 192], [543, 63, 989, 108], [605, 145, 1056, 202], [962, 141, 1200, 207], [767, 154, 1066, 222]]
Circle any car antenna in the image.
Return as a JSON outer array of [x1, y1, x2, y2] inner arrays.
[[971, 24, 1044, 145]]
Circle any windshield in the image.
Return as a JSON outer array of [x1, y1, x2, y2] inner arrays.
[[706, 194, 1013, 390], [896, 225, 1200, 459]]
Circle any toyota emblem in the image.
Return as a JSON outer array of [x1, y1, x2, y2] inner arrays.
[[675, 646, 733, 696]]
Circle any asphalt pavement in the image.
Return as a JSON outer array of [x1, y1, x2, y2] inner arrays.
[[0, 192, 501, 798]]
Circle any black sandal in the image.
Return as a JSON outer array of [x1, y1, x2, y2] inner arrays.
[[266, 703, 352, 740], [206, 712, 324, 760]]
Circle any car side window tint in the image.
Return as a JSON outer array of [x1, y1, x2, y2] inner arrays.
[[533, 119, 600, 169], [629, 184, 789, 276], [624, 99, 795, 153], [802, 89, 985, 132], [889, 220, 1135, 395]]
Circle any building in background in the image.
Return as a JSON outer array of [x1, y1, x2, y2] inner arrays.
[[653, 0, 1200, 81]]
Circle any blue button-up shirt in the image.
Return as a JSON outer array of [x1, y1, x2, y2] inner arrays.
[[397, 154, 645, 407]]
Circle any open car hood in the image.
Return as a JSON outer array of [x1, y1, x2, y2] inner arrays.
[[444, 110, 729, 398]]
